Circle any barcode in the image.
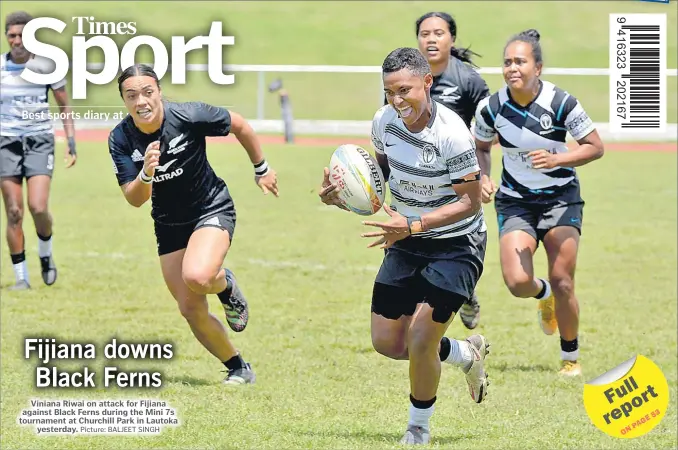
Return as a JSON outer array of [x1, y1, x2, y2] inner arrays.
[[621, 26, 659, 128], [609, 14, 667, 133]]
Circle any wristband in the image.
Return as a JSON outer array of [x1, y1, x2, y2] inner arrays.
[[407, 216, 424, 234], [254, 159, 270, 177], [139, 169, 153, 184], [67, 136, 77, 156]]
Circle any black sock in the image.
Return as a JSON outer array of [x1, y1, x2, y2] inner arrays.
[[560, 337, 578, 353], [534, 279, 547, 299], [216, 269, 232, 304], [410, 394, 436, 409], [37, 232, 52, 242], [10, 251, 26, 264], [223, 354, 246, 371], [438, 337, 451, 361]]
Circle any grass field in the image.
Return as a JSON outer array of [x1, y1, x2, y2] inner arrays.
[[1, 1, 677, 122], [1, 138, 676, 449], [1, 1, 677, 448]]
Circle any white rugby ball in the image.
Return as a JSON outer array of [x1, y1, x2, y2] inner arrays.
[[329, 144, 386, 216]]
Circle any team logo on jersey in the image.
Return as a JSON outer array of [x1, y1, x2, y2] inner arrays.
[[156, 159, 177, 173], [153, 158, 183, 182], [421, 144, 437, 164], [539, 114, 556, 135], [167, 133, 188, 155], [131, 149, 144, 162], [203, 216, 221, 227], [539, 114, 553, 130], [439, 85, 460, 103]]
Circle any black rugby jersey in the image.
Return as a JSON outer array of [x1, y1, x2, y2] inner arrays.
[[430, 58, 490, 129], [108, 101, 234, 226]]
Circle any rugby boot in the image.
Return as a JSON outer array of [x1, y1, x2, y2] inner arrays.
[[220, 269, 249, 332], [40, 255, 57, 286], [400, 426, 430, 445], [559, 360, 582, 377], [464, 334, 491, 404], [8, 280, 31, 291], [459, 292, 480, 329], [223, 362, 256, 385], [537, 293, 558, 335]]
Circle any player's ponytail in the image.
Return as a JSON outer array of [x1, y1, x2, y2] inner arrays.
[[505, 28, 543, 64], [450, 46, 481, 68], [117, 64, 161, 97]]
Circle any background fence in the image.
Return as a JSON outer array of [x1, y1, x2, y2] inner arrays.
[[77, 63, 678, 141]]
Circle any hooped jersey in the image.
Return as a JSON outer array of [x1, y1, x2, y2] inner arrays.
[[371, 101, 486, 239]]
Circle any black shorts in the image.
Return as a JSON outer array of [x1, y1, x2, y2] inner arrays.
[[154, 209, 236, 256], [371, 230, 487, 322], [495, 182, 584, 243], [0, 134, 55, 178]]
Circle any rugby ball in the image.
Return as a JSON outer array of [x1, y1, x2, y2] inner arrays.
[[329, 144, 386, 216]]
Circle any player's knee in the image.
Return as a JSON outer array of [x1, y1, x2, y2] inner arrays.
[[181, 262, 219, 295], [371, 333, 407, 359], [407, 325, 440, 357], [550, 273, 575, 299], [182, 267, 215, 295], [27, 200, 47, 216], [28, 202, 50, 224], [7, 205, 23, 228], [504, 272, 535, 298]]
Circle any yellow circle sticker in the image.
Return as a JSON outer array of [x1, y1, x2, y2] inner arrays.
[[583, 355, 669, 438]]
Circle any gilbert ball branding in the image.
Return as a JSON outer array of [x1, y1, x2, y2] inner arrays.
[[583, 355, 669, 439], [20, 16, 235, 99]]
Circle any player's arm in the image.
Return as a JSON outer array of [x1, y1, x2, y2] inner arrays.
[[370, 107, 390, 179], [229, 111, 266, 169], [51, 85, 77, 168], [531, 97, 604, 169], [472, 98, 496, 177], [415, 136, 482, 231], [474, 139, 492, 177], [191, 101, 266, 165], [418, 175, 482, 232], [120, 175, 153, 208], [193, 102, 278, 196], [472, 99, 498, 202], [554, 130, 604, 167], [229, 111, 279, 196], [556, 98, 604, 167], [467, 72, 498, 146], [109, 134, 154, 208]]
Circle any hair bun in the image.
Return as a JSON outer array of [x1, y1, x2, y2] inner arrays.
[[520, 29, 540, 41]]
